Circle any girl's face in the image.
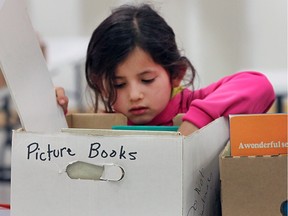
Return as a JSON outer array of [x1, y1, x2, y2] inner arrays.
[[112, 47, 172, 124]]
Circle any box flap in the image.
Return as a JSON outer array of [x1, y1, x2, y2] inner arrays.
[[0, 0, 67, 132], [182, 117, 229, 216]]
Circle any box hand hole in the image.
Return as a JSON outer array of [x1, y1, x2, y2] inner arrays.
[[66, 161, 124, 182]]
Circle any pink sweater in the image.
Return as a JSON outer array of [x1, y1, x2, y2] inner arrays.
[[131, 71, 275, 128]]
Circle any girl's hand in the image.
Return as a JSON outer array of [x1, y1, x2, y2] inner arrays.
[[55, 87, 69, 115], [178, 121, 199, 136]]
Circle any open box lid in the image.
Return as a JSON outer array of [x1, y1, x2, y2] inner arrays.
[[0, 0, 67, 133]]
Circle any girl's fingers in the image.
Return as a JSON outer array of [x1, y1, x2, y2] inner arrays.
[[55, 87, 69, 114]]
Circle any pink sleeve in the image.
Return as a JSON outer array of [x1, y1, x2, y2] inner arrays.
[[182, 71, 276, 128]]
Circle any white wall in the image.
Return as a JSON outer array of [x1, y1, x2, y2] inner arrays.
[[26, 0, 287, 89], [26, 0, 83, 36], [183, 0, 287, 86]]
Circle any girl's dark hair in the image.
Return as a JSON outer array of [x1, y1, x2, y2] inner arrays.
[[85, 4, 196, 112]]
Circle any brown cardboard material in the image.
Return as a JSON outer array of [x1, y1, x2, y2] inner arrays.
[[66, 113, 184, 129], [220, 143, 288, 216], [66, 113, 127, 129]]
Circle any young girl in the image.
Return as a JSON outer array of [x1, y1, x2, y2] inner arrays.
[[57, 4, 275, 135]]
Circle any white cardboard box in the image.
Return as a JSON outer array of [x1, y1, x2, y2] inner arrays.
[[10, 114, 229, 216]]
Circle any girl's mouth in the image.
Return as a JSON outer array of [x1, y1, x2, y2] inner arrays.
[[129, 107, 148, 115]]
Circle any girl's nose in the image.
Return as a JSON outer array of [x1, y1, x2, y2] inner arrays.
[[129, 85, 144, 101]]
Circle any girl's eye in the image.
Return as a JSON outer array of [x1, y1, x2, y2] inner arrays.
[[142, 78, 155, 84], [113, 83, 126, 89]]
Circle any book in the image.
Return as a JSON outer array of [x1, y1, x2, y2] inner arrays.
[[229, 114, 288, 156]]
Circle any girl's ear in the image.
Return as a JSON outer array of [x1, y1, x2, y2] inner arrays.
[[172, 68, 186, 87]]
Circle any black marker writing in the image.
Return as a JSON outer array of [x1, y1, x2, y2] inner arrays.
[[27, 142, 76, 161], [187, 169, 213, 216], [88, 142, 137, 160]]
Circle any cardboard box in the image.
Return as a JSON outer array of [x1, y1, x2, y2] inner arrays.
[[230, 114, 288, 156], [220, 143, 288, 216], [10, 114, 229, 216]]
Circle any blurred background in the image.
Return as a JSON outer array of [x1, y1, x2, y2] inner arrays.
[[0, 0, 287, 204]]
